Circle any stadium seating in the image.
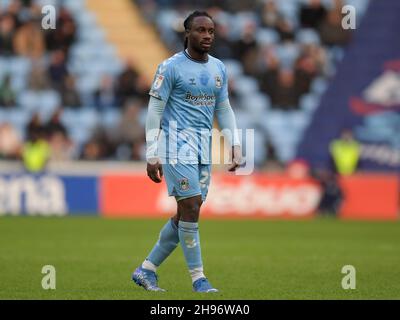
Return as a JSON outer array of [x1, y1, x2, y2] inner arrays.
[[0, 0, 372, 167]]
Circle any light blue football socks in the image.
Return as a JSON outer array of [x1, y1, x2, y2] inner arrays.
[[178, 221, 203, 271], [142, 219, 206, 284], [144, 218, 179, 269]]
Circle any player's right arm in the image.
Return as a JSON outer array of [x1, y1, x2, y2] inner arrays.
[[145, 59, 176, 183], [146, 96, 166, 183]]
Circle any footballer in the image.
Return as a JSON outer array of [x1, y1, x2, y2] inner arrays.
[[132, 11, 242, 293]]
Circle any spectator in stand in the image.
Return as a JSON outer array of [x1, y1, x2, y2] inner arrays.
[[234, 21, 258, 74], [44, 108, 68, 138], [94, 75, 118, 111], [25, 112, 45, 142], [318, 8, 351, 46], [28, 63, 51, 91], [4, 0, 23, 29], [0, 75, 16, 107], [80, 140, 103, 161], [330, 129, 360, 175], [0, 14, 16, 56], [22, 126, 50, 173], [256, 48, 280, 93], [116, 60, 140, 106], [259, 0, 295, 41], [0, 122, 22, 160], [112, 99, 145, 160], [210, 22, 234, 60], [134, 74, 152, 104], [48, 49, 69, 91], [259, 0, 284, 30], [22, 112, 50, 172], [80, 127, 114, 160], [270, 69, 302, 110], [294, 51, 319, 94], [48, 131, 74, 161], [44, 6, 77, 53], [61, 74, 81, 108], [13, 19, 45, 59], [45, 109, 74, 162], [300, 0, 327, 29]]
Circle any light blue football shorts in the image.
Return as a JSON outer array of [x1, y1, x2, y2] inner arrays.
[[162, 162, 211, 202]]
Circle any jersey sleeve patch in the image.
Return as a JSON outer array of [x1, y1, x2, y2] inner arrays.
[[152, 74, 165, 90]]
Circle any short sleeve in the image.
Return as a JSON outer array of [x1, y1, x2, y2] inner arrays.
[[216, 63, 229, 105], [149, 61, 175, 102]]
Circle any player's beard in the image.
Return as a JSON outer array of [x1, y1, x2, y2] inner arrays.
[[193, 43, 211, 55]]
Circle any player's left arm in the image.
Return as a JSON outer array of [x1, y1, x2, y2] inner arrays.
[[215, 99, 243, 172], [215, 62, 242, 172]]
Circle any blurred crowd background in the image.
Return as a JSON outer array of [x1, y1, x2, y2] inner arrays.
[[0, 0, 370, 172]]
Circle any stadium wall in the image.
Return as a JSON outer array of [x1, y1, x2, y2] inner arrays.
[[0, 162, 398, 220]]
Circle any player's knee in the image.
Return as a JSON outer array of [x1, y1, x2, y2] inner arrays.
[[178, 197, 201, 222]]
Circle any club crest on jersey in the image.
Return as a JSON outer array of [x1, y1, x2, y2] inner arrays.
[[153, 74, 164, 90], [179, 178, 189, 191], [215, 75, 222, 88]]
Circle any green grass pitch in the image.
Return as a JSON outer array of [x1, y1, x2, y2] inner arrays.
[[0, 216, 399, 300]]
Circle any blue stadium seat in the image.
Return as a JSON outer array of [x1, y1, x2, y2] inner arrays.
[[234, 76, 259, 96], [76, 74, 100, 94], [300, 93, 320, 113], [256, 28, 280, 46], [276, 43, 301, 69], [10, 74, 27, 93], [62, 0, 87, 14], [276, 1, 300, 27], [9, 57, 31, 76], [222, 59, 244, 78], [240, 93, 271, 118], [74, 10, 97, 28], [296, 28, 321, 45], [250, 130, 268, 167], [77, 108, 100, 130], [310, 77, 329, 95], [101, 109, 121, 129], [18, 91, 41, 112], [286, 110, 310, 131], [0, 0, 12, 9], [6, 108, 30, 128], [70, 127, 92, 146], [77, 26, 106, 44]]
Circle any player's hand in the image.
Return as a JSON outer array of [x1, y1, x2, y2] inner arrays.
[[147, 158, 163, 183], [228, 145, 243, 172]]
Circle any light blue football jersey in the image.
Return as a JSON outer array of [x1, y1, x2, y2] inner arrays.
[[149, 50, 228, 164]]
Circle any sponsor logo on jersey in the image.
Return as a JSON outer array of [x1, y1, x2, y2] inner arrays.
[[184, 92, 216, 106]]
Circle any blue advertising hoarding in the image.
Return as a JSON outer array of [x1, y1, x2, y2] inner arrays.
[[0, 173, 98, 216]]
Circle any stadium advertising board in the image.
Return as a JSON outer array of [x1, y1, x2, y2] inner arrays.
[[101, 172, 399, 220], [339, 174, 399, 220], [0, 174, 99, 216], [0, 172, 397, 219]]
